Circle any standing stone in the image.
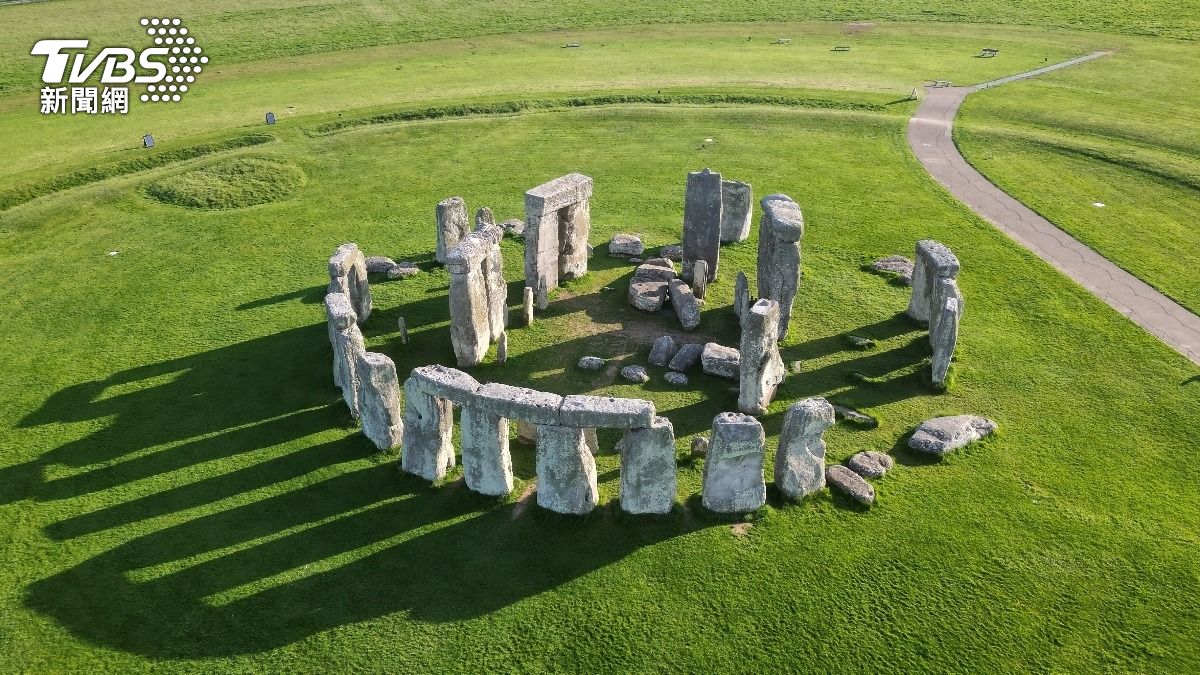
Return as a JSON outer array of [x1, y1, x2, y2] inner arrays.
[[583, 427, 599, 455], [738, 299, 786, 415], [461, 405, 513, 496], [682, 168, 722, 283], [720, 180, 753, 243], [522, 286, 534, 326], [929, 276, 963, 341], [328, 243, 372, 323], [474, 206, 496, 231], [774, 397, 835, 499], [478, 225, 508, 342], [733, 271, 751, 319], [535, 425, 599, 515], [397, 316, 408, 344], [325, 292, 367, 415], [401, 378, 454, 480], [931, 296, 959, 387], [701, 343, 741, 379], [355, 351, 404, 450], [524, 173, 593, 309], [619, 416, 677, 514], [906, 240, 960, 322], [447, 233, 494, 367], [435, 197, 469, 265], [692, 260, 709, 300], [690, 436, 709, 457], [701, 412, 766, 513], [757, 194, 803, 339], [497, 330, 509, 364], [668, 279, 701, 330], [648, 335, 678, 367]]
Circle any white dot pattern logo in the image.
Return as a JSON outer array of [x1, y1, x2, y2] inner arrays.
[[140, 18, 206, 103]]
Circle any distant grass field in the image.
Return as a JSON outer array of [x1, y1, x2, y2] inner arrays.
[[2, 2, 1199, 672]]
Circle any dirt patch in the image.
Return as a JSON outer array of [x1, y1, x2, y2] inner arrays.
[[511, 482, 537, 519], [731, 522, 754, 537]]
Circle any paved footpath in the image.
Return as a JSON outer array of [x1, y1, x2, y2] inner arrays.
[[909, 52, 1200, 366]]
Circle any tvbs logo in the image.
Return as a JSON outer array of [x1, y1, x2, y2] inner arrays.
[[32, 18, 206, 115]]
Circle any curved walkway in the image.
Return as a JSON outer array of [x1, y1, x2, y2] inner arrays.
[[909, 53, 1200, 366]]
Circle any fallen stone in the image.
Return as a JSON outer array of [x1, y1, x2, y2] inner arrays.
[[365, 256, 397, 274], [774, 397, 835, 500], [908, 415, 996, 455], [632, 260, 677, 283], [872, 255, 914, 285], [702, 412, 766, 513], [664, 371, 688, 386], [461, 404, 513, 496], [739, 298, 785, 415], [690, 436, 709, 458], [701, 343, 740, 379], [720, 179, 753, 243], [578, 356, 605, 370], [642, 257, 676, 271], [387, 261, 420, 279], [826, 465, 874, 505], [436, 197, 469, 265], [629, 281, 669, 312], [475, 382, 564, 426], [757, 194, 803, 339], [683, 168, 722, 283], [619, 416, 677, 514], [659, 244, 683, 261], [846, 334, 876, 350], [609, 233, 644, 256], [355, 351, 404, 450], [832, 404, 877, 429], [621, 365, 650, 383], [648, 335, 678, 367], [559, 394, 656, 429], [536, 424, 599, 515], [668, 279, 701, 330], [500, 218, 525, 238], [847, 451, 893, 479], [668, 343, 704, 372]]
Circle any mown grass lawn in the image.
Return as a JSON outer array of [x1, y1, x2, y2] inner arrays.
[[2, 104, 1197, 671]]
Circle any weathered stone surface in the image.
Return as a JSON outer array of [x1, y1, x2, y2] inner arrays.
[[659, 244, 683, 261], [702, 412, 766, 513], [872, 255, 914, 285], [774, 397, 834, 500], [908, 415, 996, 455], [669, 279, 701, 330], [692, 260, 709, 300], [733, 270, 751, 319], [846, 334, 876, 350], [525, 173, 594, 309], [648, 335, 678, 367], [447, 233, 494, 368], [701, 343, 740, 379], [480, 225, 508, 342], [536, 424, 599, 515], [619, 416, 677, 514], [833, 404, 878, 428], [906, 240, 960, 322], [355, 351, 404, 450], [826, 465, 874, 505], [668, 343, 704, 372], [929, 276, 963, 343], [628, 257, 643, 264], [663, 371, 688, 386], [401, 378, 454, 480], [461, 405, 513, 496], [435, 197, 469, 265], [500, 218, 525, 237], [690, 436, 709, 457], [397, 316, 408, 344], [629, 281, 668, 312], [683, 168, 722, 283], [847, 451, 893, 479], [325, 293, 366, 415], [739, 299, 786, 415], [631, 260, 677, 283], [608, 233, 644, 256], [560, 395, 655, 429], [497, 330, 508, 364], [621, 365, 650, 383], [476, 382, 563, 425], [516, 420, 537, 445], [720, 179, 753, 243], [578, 355, 605, 370], [931, 296, 960, 387], [522, 286, 534, 326], [365, 256, 396, 274], [757, 195, 803, 339], [474, 206, 496, 231], [328, 243, 372, 323], [408, 364, 480, 403], [387, 262, 420, 279]]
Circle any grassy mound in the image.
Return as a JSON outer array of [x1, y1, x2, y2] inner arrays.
[[143, 157, 306, 210]]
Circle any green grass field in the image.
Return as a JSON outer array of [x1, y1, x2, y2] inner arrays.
[[1, 2, 1198, 672]]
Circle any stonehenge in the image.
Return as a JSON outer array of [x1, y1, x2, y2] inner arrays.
[[628, 258, 677, 313], [719, 180, 753, 243], [435, 196, 470, 265], [324, 292, 366, 415], [355, 351, 404, 450], [619, 416, 677, 514], [682, 168, 722, 283], [774, 397, 835, 500], [757, 194, 803, 339], [738, 299, 785, 415], [701, 412, 766, 513], [906, 240, 960, 322], [931, 294, 960, 387], [446, 224, 507, 367], [328, 243, 372, 323], [524, 173, 594, 309]]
